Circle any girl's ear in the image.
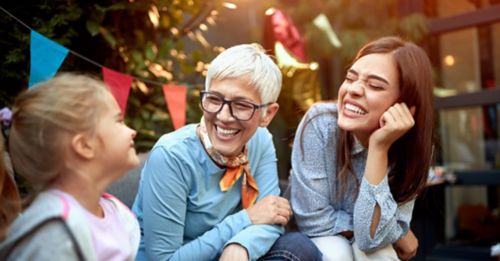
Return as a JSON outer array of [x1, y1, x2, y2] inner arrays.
[[259, 103, 279, 127], [70, 134, 95, 160]]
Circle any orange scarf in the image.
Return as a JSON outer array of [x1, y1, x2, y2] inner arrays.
[[197, 120, 259, 208]]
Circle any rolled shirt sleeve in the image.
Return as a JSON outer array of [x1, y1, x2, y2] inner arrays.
[[353, 175, 415, 252]]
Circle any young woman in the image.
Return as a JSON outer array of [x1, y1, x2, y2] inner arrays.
[[0, 73, 140, 260], [132, 44, 319, 261], [288, 36, 434, 260]]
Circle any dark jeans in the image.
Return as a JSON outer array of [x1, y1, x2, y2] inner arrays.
[[259, 232, 322, 261]]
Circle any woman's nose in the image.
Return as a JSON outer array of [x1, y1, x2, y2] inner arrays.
[[129, 127, 137, 138], [347, 81, 364, 96], [216, 103, 235, 121]]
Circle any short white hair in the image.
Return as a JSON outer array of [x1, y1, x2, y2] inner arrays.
[[205, 43, 282, 104]]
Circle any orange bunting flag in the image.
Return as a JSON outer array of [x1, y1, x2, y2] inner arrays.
[[162, 84, 187, 130], [102, 67, 134, 114], [220, 164, 259, 209]]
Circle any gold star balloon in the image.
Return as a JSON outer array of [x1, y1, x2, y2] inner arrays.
[[275, 42, 321, 129]]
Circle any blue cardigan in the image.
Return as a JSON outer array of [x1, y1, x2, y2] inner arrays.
[[132, 124, 283, 260]]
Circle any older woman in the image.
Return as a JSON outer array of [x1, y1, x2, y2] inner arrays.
[[132, 44, 318, 261]]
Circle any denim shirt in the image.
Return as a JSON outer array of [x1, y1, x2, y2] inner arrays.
[[290, 102, 414, 252]]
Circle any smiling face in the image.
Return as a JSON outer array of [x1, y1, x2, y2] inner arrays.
[[337, 53, 400, 145], [94, 95, 139, 175], [203, 78, 278, 157]]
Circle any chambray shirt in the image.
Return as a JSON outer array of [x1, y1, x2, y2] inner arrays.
[[290, 103, 414, 252], [132, 124, 283, 261]]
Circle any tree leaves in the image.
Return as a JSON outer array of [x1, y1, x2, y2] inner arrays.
[[1, 0, 223, 151]]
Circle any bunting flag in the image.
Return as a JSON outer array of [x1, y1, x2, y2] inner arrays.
[[313, 13, 342, 48], [269, 9, 307, 62], [29, 30, 69, 87], [102, 67, 134, 114], [162, 84, 187, 130], [1, 4, 197, 132]]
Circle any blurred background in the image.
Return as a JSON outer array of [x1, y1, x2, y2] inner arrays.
[[1, 0, 499, 260]]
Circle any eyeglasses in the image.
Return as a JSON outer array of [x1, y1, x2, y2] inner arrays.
[[200, 91, 271, 121]]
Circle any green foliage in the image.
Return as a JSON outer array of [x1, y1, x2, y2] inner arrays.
[[0, 1, 84, 106], [81, 0, 225, 151], [0, 0, 226, 152]]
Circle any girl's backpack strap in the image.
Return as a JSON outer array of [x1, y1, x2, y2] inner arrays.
[[2, 217, 85, 261]]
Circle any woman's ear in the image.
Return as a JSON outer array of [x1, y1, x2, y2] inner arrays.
[[259, 103, 279, 127], [70, 134, 95, 160]]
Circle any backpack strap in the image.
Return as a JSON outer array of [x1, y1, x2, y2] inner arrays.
[[3, 217, 85, 261]]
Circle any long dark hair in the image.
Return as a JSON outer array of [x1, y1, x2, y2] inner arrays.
[[300, 36, 434, 203], [338, 36, 434, 203]]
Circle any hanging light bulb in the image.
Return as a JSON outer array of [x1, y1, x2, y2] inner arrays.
[[135, 81, 149, 94], [195, 30, 209, 48], [148, 5, 160, 28], [170, 27, 179, 36], [199, 23, 208, 31], [265, 8, 276, 16], [223, 2, 237, 9]]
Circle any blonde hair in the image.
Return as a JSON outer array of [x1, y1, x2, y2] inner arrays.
[[205, 43, 282, 104], [9, 73, 114, 191]]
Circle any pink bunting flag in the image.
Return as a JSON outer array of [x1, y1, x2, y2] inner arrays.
[[162, 84, 187, 130], [270, 9, 307, 62], [102, 67, 134, 114]]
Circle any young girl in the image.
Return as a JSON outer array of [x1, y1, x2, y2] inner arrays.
[[285, 36, 434, 260], [0, 73, 140, 260]]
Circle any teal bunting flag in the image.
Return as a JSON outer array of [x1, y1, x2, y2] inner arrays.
[[29, 30, 69, 88]]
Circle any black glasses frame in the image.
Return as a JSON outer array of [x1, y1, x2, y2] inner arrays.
[[199, 91, 272, 121]]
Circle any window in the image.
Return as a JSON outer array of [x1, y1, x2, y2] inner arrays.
[[427, 0, 500, 245]]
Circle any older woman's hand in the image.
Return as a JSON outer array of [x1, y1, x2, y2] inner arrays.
[[246, 195, 291, 225]]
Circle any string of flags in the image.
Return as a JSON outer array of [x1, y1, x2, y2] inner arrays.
[[2, 6, 339, 131], [1, 6, 190, 130]]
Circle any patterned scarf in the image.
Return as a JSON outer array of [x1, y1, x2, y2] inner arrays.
[[197, 119, 259, 209]]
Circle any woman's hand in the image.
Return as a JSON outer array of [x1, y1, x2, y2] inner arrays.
[[393, 229, 418, 260], [219, 244, 249, 261], [369, 103, 416, 150], [246, 195, 291, 225]]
